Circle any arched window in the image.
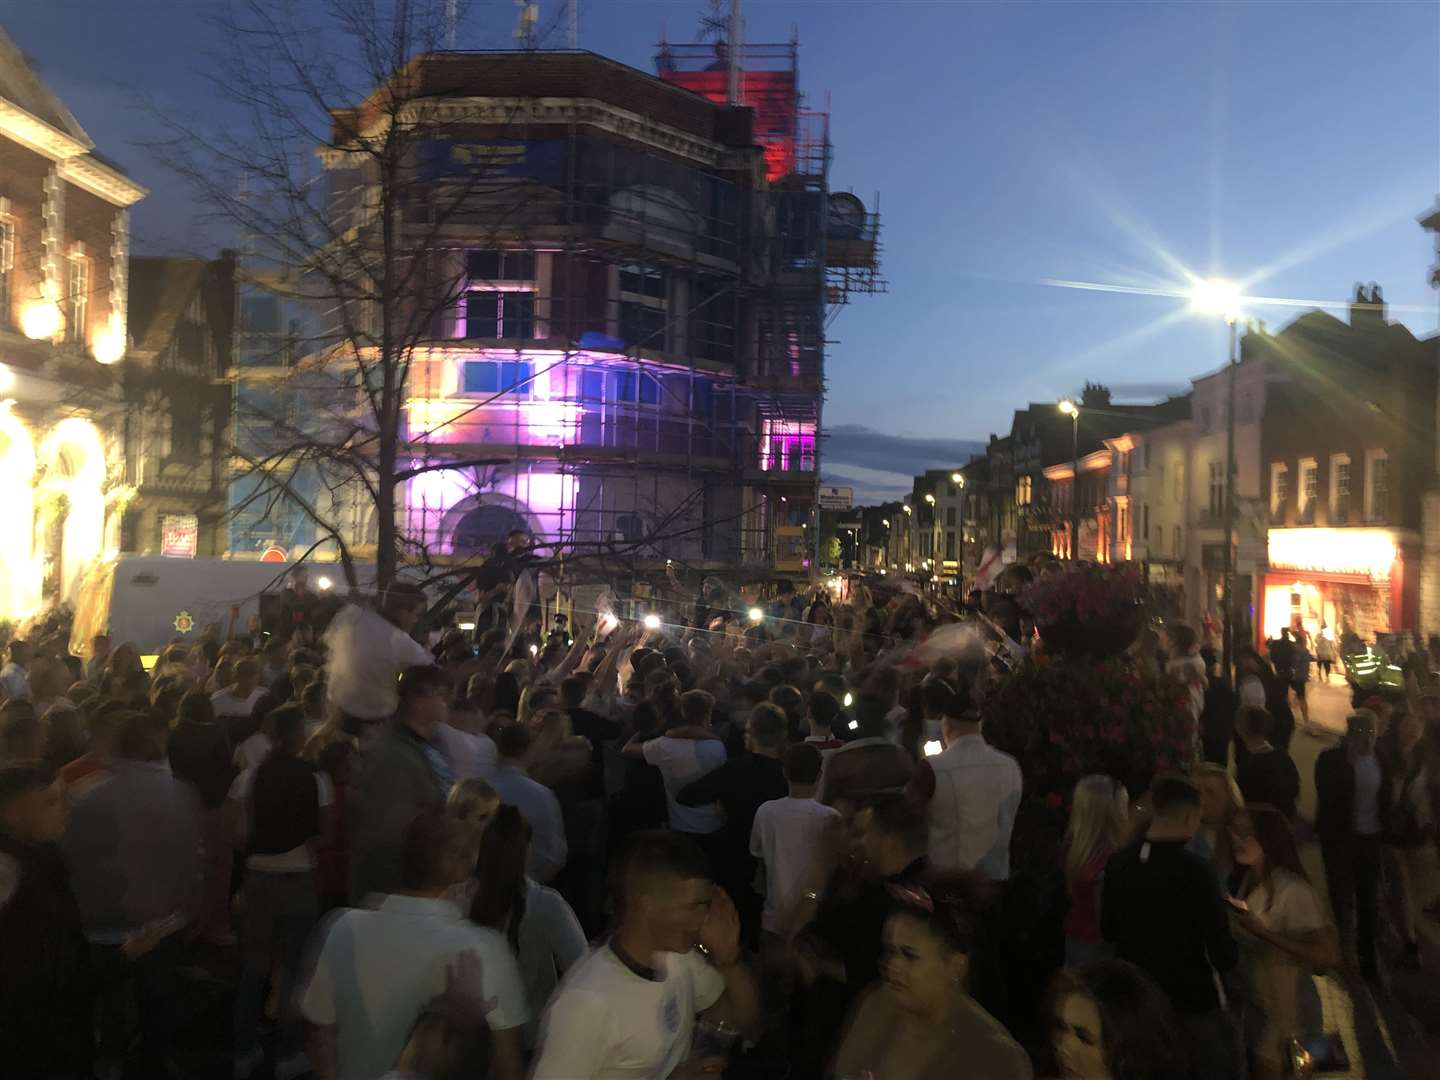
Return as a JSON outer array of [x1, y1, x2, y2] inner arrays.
[[452, 504, 531, 555]]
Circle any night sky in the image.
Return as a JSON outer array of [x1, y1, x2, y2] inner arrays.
[[7, 1, 1439, 500]]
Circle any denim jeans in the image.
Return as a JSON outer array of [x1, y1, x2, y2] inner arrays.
[[232, 869, 319, 1061], [92, 933, 184, 1080]]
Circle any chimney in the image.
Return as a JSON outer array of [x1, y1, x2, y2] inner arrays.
[[1350, 282, 1386, 328]]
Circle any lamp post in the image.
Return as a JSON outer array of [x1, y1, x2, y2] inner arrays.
[[1189, 278, 1245, 684], [1058, 399, 1079, 559]]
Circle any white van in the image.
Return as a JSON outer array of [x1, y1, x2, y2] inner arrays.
[[69, 557, 349, 661]]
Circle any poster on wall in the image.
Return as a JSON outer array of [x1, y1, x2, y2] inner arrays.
[[160, 515, 199, 559]]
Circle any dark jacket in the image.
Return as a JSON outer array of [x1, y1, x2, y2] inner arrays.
[[250, 752, 322, 856], [1236, 747, 1301, 821], [348, 723, 442, 901], [0, 832, 93, 1077], [677, 750, 787, 877], [168, 720, 235, 809], [1314, 742, 1358, 843], [1101, 837, 1238, 1015]]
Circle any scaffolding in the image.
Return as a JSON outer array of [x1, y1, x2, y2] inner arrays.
[[228, 47, 881, 580]]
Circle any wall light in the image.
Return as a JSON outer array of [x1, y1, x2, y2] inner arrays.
[[20, 301, 62, 341], [642, 613, 662, 631], [316, 575, 333, 591]]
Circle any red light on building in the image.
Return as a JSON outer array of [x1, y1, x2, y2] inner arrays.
[[658, 57, 798, 181]]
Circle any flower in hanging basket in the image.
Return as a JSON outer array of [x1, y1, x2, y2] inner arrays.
[[1022, 564, 1145, 657]]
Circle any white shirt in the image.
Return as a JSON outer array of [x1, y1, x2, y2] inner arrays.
[[641, 737, 726, 835], [1239, 675, 1267, 710], [324, 605, 433, 720], [926, 734, 1023, 881], [300, 894, 528, 1080], [750, 796, 841, 932], [480, 763, 568, 882], [532, 944, 725, 1080], [432, 722, 498, 780], [228, 766, 334, 871], [211, 687, 265, 720], [235, 732, 273, 773]]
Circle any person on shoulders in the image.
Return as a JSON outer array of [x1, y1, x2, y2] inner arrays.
[[1102, 773, 1239, 1080], [531, 831, 762, 1079], [324, 585, 434, 729], [300, 808, 528, 1080]]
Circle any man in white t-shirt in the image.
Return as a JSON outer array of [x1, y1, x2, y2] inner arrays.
[[531, 831, 762, 1079], [211, 658, 266, 729], [324, 586, 433, 723], [750, 743, 841, 937], [300, 807, 528, 1080], [623, 689, 726, 838]]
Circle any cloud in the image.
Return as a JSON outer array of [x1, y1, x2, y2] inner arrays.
[[822, 426, 987, 504], [826, 425, 985, 476]]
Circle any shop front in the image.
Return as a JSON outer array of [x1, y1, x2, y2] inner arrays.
[[1260, 528, 1417, 648]]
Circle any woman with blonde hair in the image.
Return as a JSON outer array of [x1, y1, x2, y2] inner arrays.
[[1062, 774, 1129, 966], [1191, 762, 1246, 888], [444, 778, 501, 910]]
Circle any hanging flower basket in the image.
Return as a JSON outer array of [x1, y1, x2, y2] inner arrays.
[[1023, 565, 1145, 658]]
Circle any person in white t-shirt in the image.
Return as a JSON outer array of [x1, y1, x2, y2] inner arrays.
[[300, 807, 528, 1080], [324, 586, 433, 723], [531, 831, 762, 1080], [749, 743, 841, 1043], [624, 689, 726, 838], [211, 658, 266, 729]]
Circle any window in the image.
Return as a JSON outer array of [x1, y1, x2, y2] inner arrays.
[[611, 370, 660, 405], [1208, 461, 1224, 517], [1239, 392, 1254, 425], [619, 262, 669, 352], [1117, 503, 1129, 544], [1299, 458, 1318, 523], [170, 400, 202, 461], [1142, 502, 1150, 542], [1270, 463, 1289, 518], [460, 360, 532, 398], [1174, 525, 1183, 559], [945, 506, 957, 527], [66, 248, 88, 343], [1330, 453, 1351, 524], [1016, 476, 1033, 506], [466, 250, 535, 283], [1119, 450, 1131, 477], [1143, 443, 1152, 469], [1172, 461, 1184, 504], [1198, 406, 1211, 434], [463, 291, 533, 339], [0, 211, 12, 325], [1366, 450, 1389, 523]]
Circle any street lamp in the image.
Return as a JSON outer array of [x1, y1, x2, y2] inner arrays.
[[1188, 277, 1245, 684], [1058, 399, 1079, 559], [924, 493, 936, 505]]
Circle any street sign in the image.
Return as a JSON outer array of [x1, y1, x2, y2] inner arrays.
[[818, 485, 853, 510], [160, 515, 199, 559]]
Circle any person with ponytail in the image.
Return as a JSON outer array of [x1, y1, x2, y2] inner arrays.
[[468, 805, 587, 1049]]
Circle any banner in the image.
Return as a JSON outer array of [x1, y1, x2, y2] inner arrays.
[[160, 515, 199, 559]]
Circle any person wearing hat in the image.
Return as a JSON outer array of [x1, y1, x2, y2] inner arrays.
[[0, 763, 94, 1078]]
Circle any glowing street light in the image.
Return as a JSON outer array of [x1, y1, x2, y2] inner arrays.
[[881, 519, 890, 528], [951, 472, 964, 486], [1188, 277, 1245, 324], [747, 606, 765, 624], [316, 575, 334, 591], [1057, 398, 1078, 417], [902, 504, 913, 515], [642, 613, 662, 631], [924, 493, 935, 505], [1058, 399, 1080, 558]]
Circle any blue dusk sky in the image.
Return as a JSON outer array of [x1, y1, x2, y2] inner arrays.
[[6, 1, 1439, 501]]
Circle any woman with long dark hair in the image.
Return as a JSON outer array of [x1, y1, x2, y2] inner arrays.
[[1046, 959, 1188, 1080], [468, 805, 587, 1050], [1228, 805, 1340, 1079]]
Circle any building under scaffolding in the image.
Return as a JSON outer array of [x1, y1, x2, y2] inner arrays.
[[228, 46, 881, 585]]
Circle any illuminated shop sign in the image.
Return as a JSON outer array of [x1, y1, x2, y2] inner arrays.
[[1267, 528, 1397, 580]]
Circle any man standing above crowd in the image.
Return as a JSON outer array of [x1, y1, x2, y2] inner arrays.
[[324, 584, 433, 731], [348, 666, 453, 902], [531, 831, 762, 1079]]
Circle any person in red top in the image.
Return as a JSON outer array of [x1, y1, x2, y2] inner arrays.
[[1061, 774, 1129, 967]]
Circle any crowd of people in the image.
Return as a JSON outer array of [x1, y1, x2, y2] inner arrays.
[[0, 563, 1438, 1080]]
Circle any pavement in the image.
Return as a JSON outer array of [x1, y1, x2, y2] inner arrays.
[[1283, 676, 1440, 1080]]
